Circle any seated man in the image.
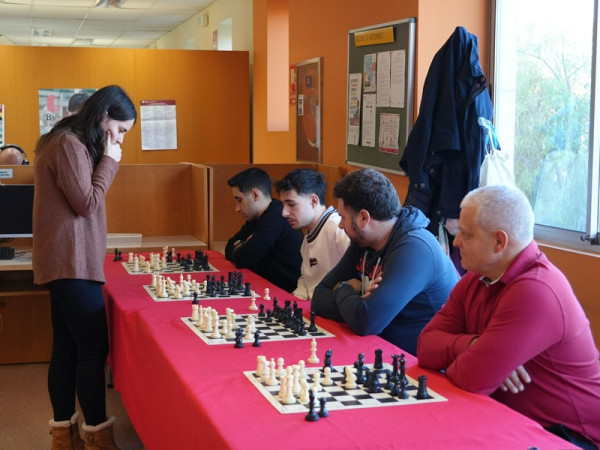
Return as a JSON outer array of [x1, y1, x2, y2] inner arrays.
[[275, 168, 350, 300], [418, 185, 600, 449], [225, 167, 303, 293], [311, 168, 458, 355]]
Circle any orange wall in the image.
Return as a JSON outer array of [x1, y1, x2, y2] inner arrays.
[[253, 0, 490, 200], [0, 46, 250, 165]]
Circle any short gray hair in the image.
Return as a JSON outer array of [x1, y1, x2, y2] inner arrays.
[[461, 185, 534, 247]]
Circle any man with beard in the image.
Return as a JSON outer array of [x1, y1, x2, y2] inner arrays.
[[311, 168, 458, 355]]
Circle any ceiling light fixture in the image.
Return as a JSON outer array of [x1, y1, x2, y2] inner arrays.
[[94, 0, 126, 7]]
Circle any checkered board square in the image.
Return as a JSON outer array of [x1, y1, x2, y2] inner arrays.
[[244, 363, 446, 414], [121, 260, 219, 275], [144, 283, 256, 302], [180, 314, 335, 345]]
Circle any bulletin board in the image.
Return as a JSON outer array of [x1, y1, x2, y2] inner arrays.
[[346, 18, 415, 174]]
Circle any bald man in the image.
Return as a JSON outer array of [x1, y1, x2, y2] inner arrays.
[[0, 146, 25, 165]]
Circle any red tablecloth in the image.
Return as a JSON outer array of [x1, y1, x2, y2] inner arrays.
[[103, 251, 577, 450]]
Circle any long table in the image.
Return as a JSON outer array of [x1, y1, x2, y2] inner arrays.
[[103, 251, 577, 449]]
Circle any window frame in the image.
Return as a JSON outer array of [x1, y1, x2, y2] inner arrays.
[[489, 0, 600, 253]]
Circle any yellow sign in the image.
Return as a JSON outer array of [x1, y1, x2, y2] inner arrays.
[[354, 27, 395, 46]]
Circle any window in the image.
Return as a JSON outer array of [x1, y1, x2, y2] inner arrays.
[[492, 0, 600, 251]]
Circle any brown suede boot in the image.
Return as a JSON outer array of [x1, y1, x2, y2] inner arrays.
[[49, 411, 85, 450], [82, 416, 120, 450]]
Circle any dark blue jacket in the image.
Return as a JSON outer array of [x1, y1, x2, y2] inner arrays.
[[400, 26, 493, 231], [311, 207, 458, 356]]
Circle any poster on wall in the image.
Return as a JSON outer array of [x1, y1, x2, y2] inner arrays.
[[39, 88, 97, 135], [140, 100, 178, 151], [0, 104, 4, 146]]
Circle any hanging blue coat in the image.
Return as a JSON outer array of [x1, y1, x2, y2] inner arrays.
[[399, 26, 493, 233]]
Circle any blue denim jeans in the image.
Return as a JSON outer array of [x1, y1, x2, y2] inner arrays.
[[47, 279, 109, 426]]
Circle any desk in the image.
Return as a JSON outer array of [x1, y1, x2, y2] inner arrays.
[[103, 251, 577, 449]]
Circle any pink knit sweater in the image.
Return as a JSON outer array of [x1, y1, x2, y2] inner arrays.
[[32, 133, 118, 285]]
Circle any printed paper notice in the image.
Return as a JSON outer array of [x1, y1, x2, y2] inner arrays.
[[390, 50, 406, 108], [347, 73, 362, 145], [140, 100, 178, 150], [378, 113, 400, 154], [376, 51, 391, 107], [361, 94, 376, 147], [363, 54, 377, 93]]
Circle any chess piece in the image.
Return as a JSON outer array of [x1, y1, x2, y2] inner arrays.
[[307, 338, 319, 364], [308, 311, 318, 332], [252, 330, 261, 347], [304, 389, 319, 422], [191, 297, 199, 322], [263, 287, 270, 301], [266, 359, 278, 386], [323, 349, 332, 370], [344, 366, 357, 389], [373, 349, 383, 370], [276, 357, 285, 377], [416, 375, 431, 400], [249, 291, 258, 310], [311, 371, 322, 392], [318, 397, 329, 418], [234, 328, 244, 348], [258, 303, 266, 317], [322, 366, 333, 386]]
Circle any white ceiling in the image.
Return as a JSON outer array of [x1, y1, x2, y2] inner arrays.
[[0, 0, 215, 48]]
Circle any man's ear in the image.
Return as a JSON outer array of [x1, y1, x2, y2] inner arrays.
[[494, 229, 509, 253], [357, 209, 370, 229], [309, 193, 319, 207], [250, 188, 261, 201]]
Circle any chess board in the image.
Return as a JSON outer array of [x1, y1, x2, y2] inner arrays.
[[244, 363, 446, 414], [121, 260, 219, 275], [180, 313, 335, 345], [144, 282, 256, 302]]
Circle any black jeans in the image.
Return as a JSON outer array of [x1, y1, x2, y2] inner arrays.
[[47, 279, 109, 426], [545, 424, 598, 450]]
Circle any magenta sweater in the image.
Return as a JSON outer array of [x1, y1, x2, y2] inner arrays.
[[418, 241, 600, 445], [32, 133, 118, 285]]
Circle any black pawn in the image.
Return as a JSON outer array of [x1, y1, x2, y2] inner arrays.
[[234, 328, 244, 348], [305, 389, 319, 422], [416, 375, 431, 400], [252, 330, 261, 347], [265, 309, 273, 322], [318, 397, 328, 418], [258, 303, 266, 317]]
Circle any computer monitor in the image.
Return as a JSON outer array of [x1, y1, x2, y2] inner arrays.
[[0, 184, 34, 238]]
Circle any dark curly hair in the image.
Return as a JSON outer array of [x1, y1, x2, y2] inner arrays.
[[333, 168, 400, 220], [274, 169, 326, 204]]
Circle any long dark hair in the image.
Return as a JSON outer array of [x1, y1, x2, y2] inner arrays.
[[37, 85, 137, 166]]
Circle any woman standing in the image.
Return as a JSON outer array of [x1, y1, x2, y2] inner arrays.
[[33, 85, 136, 450]]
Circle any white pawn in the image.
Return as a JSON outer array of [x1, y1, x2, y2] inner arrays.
[[249, 291, 258, 310], [311, 371, 322, 392], [307, 338, 319, 364], [151, 273, 158, 288], [322, 366, 333, 386], [195, 306, 204, 327], [191, 302, 199, 322], [297, 360, 307, 379], [133, 256, 140, 272], [161, 256, 167, 269], [276, 357, 285, 377], [256, 355, 266, 377], [144, 261, 152, 273], [220, 318, 228, 337], [266, 358, 278, 386], [128, 252, 134, 263], [263, 288, 270, 301]]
